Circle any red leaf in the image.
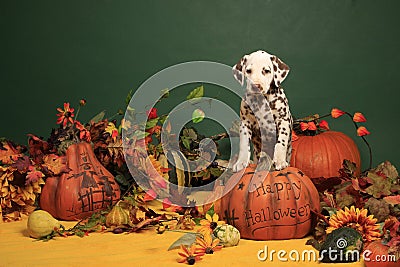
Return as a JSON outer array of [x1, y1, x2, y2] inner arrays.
[[26, 167, 44, 185], [11, 156, 31, 173]]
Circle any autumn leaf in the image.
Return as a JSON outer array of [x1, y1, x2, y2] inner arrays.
[[0, 141, 25, 165], [384, 195, 400, 205], [42, 154, 70, 176], [11, 156, 31, 173], [26, 166, 44, 185], [365, 172, 392, 198], [143, 189, 157, 202]]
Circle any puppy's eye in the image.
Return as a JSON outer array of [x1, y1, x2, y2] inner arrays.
[[246, 69, 252, 74], [263, 68, 271, 74]]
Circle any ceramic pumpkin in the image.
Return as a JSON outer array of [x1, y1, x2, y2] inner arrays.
[[364, 241, 398, 267], [217, 164, 320, 240], [40, 142, 120, 220], [290, 131, 361, 178]]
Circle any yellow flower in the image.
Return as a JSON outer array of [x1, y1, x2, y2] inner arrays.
[[326, 206, 381, 242], [196, 234, 222, 254], [177, 245, 204, 264], [198, 213, 224, 235], [105, 122, 119, 141]]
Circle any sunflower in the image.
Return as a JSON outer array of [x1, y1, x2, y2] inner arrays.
[[326, 206, 382, 242], [177, 245, 204, 265], [196, 234, 222, 254], [198, 213, 225, 236]]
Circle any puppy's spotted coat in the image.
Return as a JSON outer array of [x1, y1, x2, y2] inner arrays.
[[232, 50, 293, 171]]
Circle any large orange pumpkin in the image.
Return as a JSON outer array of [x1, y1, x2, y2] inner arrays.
[[364, 241, 399, 267], [40, 142, 120, 220], [217, 165, 320, 240], [290, 131, 361, 178]]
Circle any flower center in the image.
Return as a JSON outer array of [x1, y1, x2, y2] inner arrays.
[[210, 222, 217, 230], [65, 111, 72, 117], [187, 256, 195, 265], [205, 247, 214, 254]]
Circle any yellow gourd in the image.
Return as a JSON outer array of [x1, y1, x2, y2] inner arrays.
[[27, 210, 61, 239]]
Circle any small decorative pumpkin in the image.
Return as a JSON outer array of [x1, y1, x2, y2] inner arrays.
[[290, 131, 361, 178], [217, 164, 320, 240], [364, 241, 399, 267], [40, 142, 120, 220]]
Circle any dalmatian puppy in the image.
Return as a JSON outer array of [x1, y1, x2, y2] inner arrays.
[[232, 50, 293, 172]]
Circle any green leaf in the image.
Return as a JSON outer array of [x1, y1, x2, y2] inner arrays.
[[192, 109, 205, 123], [167, 233, 197, 251], [90, 110, 106, 123], [160, 88, 169, 98], [210, 167, 223, 177], [182, 128, 197, 140], [181, 136, 191, 150], [125, 89, 134, 105], [114, 174, 130, 187], [133, 130, 150, 139], [159, 114, 168, 125], [186, 85, 204, 100], [145, 118, 159, 129], [206, 204, 215, 217]]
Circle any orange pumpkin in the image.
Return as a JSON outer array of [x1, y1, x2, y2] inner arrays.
[[290, 131, 361, 178], [217, 165, 320, 240], [40, 142, 120, 220], [364, 241, 399, 267]]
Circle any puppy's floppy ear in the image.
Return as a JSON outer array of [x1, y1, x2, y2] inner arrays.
[[271, 55, 290, 88], [232, 55, 248, 86]]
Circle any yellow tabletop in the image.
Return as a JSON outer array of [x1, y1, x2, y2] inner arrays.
[[0, 202, 365, 267]]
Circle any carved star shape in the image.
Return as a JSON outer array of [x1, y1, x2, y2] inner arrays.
[[238, 182, 244, 190]]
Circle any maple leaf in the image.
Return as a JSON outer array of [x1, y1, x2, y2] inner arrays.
[[0, 141, 24, 165], [27, 134, 52, 164], [42, 154, 70, 176], [338, 159, 357, 180], [26, 166, 44, 185], [384, 195, 400, 205], [365, 172, 392, 198], [11, 156, 31, 173], [373, 161, 399, 183], [334, 182, 355, 208]]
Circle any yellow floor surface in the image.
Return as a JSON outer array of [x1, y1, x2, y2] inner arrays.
[[0, 202, 365, 267]]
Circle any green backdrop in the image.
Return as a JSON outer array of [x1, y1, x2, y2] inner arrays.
[[1, 0, 399, 170]]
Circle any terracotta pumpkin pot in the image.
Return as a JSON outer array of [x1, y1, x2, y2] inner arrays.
[[364, 241, 398, 267], [290, 131, 361, 178], [40, 142, 120, 220], [217, 164, 320, 240]]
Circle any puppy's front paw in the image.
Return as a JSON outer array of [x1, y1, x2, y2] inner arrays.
[[273, 159, 289, 171], [232, 159, 249, 172], [273, 143, 289, 170]]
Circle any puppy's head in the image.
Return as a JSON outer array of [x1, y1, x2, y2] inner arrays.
[[233, 50, 290, 94]]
